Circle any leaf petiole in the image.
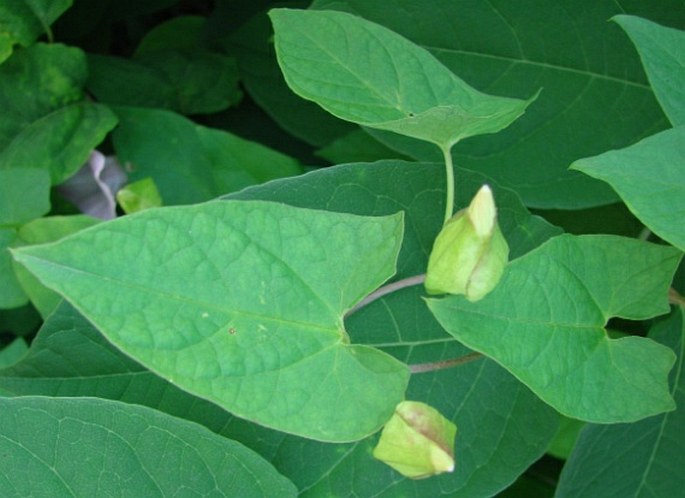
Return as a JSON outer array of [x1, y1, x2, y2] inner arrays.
[[442, 145, 455, 225], [346, 274, 426, 317]]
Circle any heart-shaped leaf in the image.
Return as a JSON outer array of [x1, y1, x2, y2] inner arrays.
[[0, 396, 297, 497], [12, 200, 409, 442], [269, 9, 535, 150], [427, 234, 681, 423]]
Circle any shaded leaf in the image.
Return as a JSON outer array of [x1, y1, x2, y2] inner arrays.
[[428, 234, 681, 422], [112, 106, 302, 205], [0, 228, 28, 308], [316, 129, 409, 164], [614, 15, 685, 126], [270, 8, 534, 150], [556, 307, 685, 497], [0, 167, 50, 225], [0, 0, 72, 62], [228, 8, 356, 147], [0, 43, 117, 183], [87, 50, 241, 115], [0, 337, 27, 368], [0, 396, 297, 497], [572, 126, 685, 251], [134, 15, 206, 56], [12, 200, 409, 441]]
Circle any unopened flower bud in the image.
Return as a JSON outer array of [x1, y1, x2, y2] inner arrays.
[[425, 185, 508, 301], [372, 401, 457, 479]]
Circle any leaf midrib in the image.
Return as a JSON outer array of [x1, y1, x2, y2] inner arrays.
[[427, 45, 652, 90]]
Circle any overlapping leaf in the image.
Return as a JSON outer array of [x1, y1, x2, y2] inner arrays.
[[556, 307, 685, 497], [230, 161, 561, 495], [0, 0, 71, 62], [572, 126, 685, 251], [311, 0, 685, 208], [270, 9, 535, 150], [428, 234, 681, 422], [111, 107, 302, 205], [0, 396, 297, 497], [614, 15, 685, 126], [0, 301, 238, 434], [12, 200, 409, 441]]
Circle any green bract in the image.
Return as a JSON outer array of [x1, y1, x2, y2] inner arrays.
[[373, 401, 457, 479], [425, 185, 509, 301]]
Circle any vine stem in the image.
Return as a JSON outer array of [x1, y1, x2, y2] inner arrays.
[[345, 274, 426, 317], [409, 352, 483, 373], [442, 145, 455, 226]]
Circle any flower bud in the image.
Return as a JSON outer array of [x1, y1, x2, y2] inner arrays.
[[425, 185, 508, 301], [372, 401, 457, 479]]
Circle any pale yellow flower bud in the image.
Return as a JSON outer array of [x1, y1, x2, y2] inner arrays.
[[373, 401, 457, 479], [425, 185, 508, 301]]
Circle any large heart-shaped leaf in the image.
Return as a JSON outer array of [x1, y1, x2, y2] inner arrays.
[[0, 396, 297, 497], [427, 234, 681, 423], [269, 9, 535, 150], [12, 200, 409, 441]]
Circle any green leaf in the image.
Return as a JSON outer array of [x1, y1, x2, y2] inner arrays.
[[614, 15, 685, 126], [269, 8, 535, 150], [87, 51, 242, 115], [572, 126, 685, 251], [0, 396, 297, 497], [112, 106, 303, 205], [229, 161, 560, 495], [0, 43, 117, 183], [556, 307, 685, 497], [0, 0, 72, 62], [428, 234, 681, 423], [12, 200, 409, 441], [312, 0, 684, 208]]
